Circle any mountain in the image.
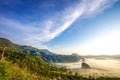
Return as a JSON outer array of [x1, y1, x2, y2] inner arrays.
[[0, 37, 81, 63], [0, 37, 119, 80], [0, 42, 70, 80], [0, 37, 19, 51]]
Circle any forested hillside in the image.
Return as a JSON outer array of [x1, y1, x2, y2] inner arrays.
[[0, 37, 81, 63], [0, 37, 120, 80], [0, 41, 90, 80]]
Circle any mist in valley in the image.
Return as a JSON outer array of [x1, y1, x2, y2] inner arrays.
[[55, 56, 120, 78]]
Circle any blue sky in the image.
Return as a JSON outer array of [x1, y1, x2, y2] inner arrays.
[[0, 0, 120, 55]]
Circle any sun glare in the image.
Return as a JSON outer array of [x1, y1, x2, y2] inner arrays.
[[79, 30, 120, 55]]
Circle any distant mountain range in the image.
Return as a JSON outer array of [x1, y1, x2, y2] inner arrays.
[[0, 37, 81, 63], [83, 55, 120, 60]]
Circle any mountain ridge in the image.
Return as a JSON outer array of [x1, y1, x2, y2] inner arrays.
[[0, 37, 81, 63]]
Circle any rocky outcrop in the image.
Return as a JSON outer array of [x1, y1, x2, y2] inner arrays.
[[81, 62, 91, 69]]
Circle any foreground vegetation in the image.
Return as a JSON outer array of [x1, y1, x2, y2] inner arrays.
[[0, 49, 82, 80], [0, 49, 120, 80]]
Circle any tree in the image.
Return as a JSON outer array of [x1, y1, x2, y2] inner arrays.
[[0, 47, 7, 61]]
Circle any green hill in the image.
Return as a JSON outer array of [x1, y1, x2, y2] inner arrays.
[[0, 37, 120, 80], [0, 38, 86, 80], [0, 37, 19, 51], [0, 37, 81, 63], [0, 49, 67, 80]]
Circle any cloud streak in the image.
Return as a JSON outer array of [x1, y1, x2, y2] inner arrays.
[[41, 0, 117, 42], [0, 0, 117, 49]]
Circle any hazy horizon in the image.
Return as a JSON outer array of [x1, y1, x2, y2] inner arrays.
[[55, 57, 120, 78]]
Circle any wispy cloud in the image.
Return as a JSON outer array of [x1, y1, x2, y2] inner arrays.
[[0, 0, 117, 49], [41, 0, 117, 42]]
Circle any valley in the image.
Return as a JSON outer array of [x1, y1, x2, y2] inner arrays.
[[55, 58, 120, 78]]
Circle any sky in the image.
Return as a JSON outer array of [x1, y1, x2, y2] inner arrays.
[[0, 0, 120, 55]]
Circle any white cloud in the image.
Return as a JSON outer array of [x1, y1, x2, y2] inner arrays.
[[44, 0, 117, 42], [0, 0, 117, 49]]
